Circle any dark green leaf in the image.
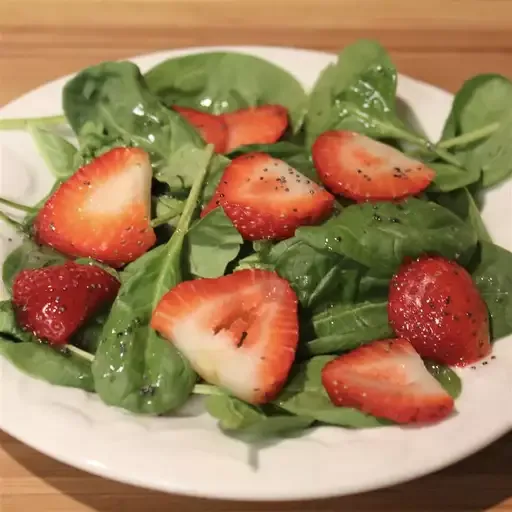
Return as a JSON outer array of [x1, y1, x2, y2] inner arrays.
[[144, 52, 307, 133], [276, 356, 390, 427], [470, 241, 512, 340], [424, 360, 462, 399], [201, 154, 231, 205], [429, 162, 481, 193], [296, 198, 478, 276], [307, 301, 393, 355], [186, 208, 243, 278], [92, 146, 214, 415], [154, 195, 185, 228], [205, 394, 314, 440]]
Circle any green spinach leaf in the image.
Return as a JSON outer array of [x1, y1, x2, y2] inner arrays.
[[296, 198, 478, 276], [144, 52, 307, 133], [92, 146, 214, 415], [276, 356, 390, 427], [186, 207, 243, 278], [306, 300, 393, 355], [429, 162, 481, 193], [423, 360, 462, 399]]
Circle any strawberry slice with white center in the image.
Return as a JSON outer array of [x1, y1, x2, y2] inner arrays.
[[34, 147, 156, 268], [173, 106, 228, 153], [312, 130, 435, 201], [321, 338, 454, 424], [221, 105, 289, 153], [202, 153, 334, 240], [151, 269, 299, 404]]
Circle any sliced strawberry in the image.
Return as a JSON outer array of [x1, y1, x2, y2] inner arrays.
[[12, 261, 120, 345], [151, 269, 299, 404], [322, 338, 454, 424], [312, 130, 435, 201], [221, 105, 289, 153], [173, 106, 228, 153], [201, 153, 334, 240], [34, 147, 156, 268], [388, 255, 490, 366]]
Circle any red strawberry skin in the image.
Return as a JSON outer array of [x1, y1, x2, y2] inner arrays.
[[12, 262, 120, 345], [34, 147, 156, 268], [388, 255, 491, 366], [221, 105, 289, 153], [202, 153, 334, 240], [151, 269, 299, 404], [322, 338, 454, 424], [173, 106, 228, 153], [312, 130, 435, 201]]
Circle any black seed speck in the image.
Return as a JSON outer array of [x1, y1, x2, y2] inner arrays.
[[445, 297, 451, 305], [491, 355, 496, 360], [482, 361, 488, 365]]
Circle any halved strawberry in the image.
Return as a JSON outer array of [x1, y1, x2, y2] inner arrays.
[[221, 105, 289, 153], [34, 147, 156, 268], [322, 338, 454, 424], [388, 255, 490, 366], [173, 106, 228, 153], [151, 269, 299, 404], [12, 261, 120, 345], [312, 130, 435, 201], [202, 153, 334, 240]]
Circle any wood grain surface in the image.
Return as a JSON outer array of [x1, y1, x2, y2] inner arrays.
[[1, 1, 511, 510]]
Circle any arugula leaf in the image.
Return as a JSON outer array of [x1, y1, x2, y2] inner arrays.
[[423, 360, 462, 399], [263, 237, 360, 308], [205, 394, 314, 440], [296, 198, 478, 276], [306, 300, 393, 355], [92, 146, 214, 415], [62, 61, 207, 191], [144, 52, 307, 133], [2, 238, 67, 293], [277, 356, 390, 427], [186, 208, 243, 278], [28, 124, 78, 179], [0, 301, 94, 391], [470, 241, 512, 340]]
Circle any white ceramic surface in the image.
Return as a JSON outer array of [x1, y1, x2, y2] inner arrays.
[[0, 46, 511, 501]]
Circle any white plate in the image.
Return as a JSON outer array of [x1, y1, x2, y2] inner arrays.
[[0, 46, 511, 502]]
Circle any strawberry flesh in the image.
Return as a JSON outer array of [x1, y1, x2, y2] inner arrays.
[[34, 147, 156, 268], [151, 269, 299, 404], [312, 130, 435, 201], [322, 338, 454, 424], [221, 105, 289, 153], [173, 106, 228, 153], [202, 153, 334, 240], [388, 255, 491, 366], [12, 262, 120, 345]]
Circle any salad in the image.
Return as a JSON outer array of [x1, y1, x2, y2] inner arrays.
[[0, 39, 511, 441]]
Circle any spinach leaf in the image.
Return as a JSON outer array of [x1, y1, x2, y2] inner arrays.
[[154, 195, 185, 228], [296, 198, 478, 276], [62, 61, 207, 191], [470, 241, 512, 340], [28, 124, 78, 179], [185, 207, 243, 278], [276, 356, 390, 427], [228, 142, 319, 183], [432, 188, 492, 243], [0, 301, 94, 391], [440, 74, 512, 188], [263, 237, 359, 308], [2, 238, 67, 293], [423, 360, 462, 399], [306, 300, 393, 355], [92, 146, 214, 415], [233, 251, 273, 272], [429, 162, 481, 193], [205, 394, 314, 440], [144, 52, 307, 133], [201, 154, 231, 205]]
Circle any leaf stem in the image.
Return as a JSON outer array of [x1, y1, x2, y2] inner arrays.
[[65, 344, 95, 362], [0, 115, 67, 131], [438, 122, 500, 150], [0, 197, 37, 213], [150, 210, 182, 228], [193, 384, 224, 396], [0, 211, 24, 231]]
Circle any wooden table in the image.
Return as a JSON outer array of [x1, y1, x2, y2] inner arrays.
[[1, 1, 511, 510]]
